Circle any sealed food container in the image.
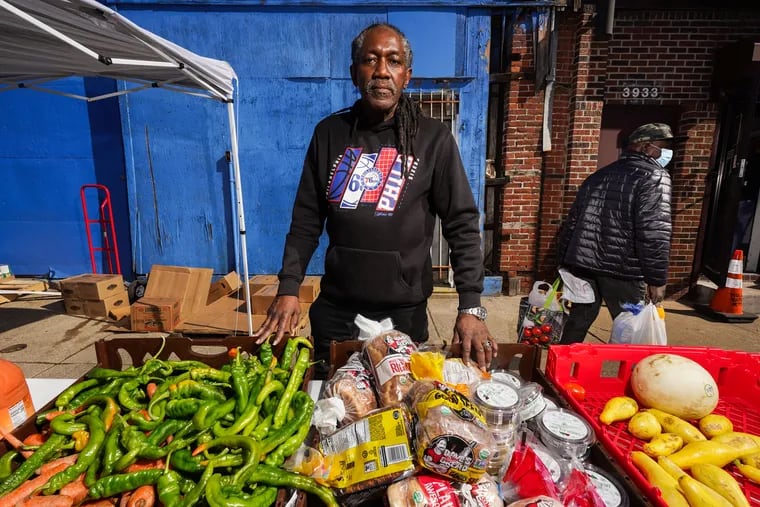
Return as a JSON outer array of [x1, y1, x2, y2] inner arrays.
[[471, 378, 522, 475], [584, 463, 629, 507], [489, 369, 522, 389], [536, 408, 595, 460], [517, 382, 547, 425], [530, 441, 568, 484], [0, 359, 33, 431]]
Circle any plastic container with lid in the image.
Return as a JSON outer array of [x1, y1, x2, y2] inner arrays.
[[0, 358, 34, 432], [471, 378, 522, 476], [517, 382, 547, 425], [536, 408, 595, 460], [584, 463, 629, 507], [489, 369, 522, 390]]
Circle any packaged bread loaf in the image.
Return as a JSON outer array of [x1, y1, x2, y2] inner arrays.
[[408, 380, 496, 483], [363, 330, 418, 406], [324, 351, 378, 424], [387, 474, 504, 507], [318, 406, 416, 495]]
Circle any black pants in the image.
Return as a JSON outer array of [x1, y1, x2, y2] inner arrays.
[[560, 273, 645, 344], [308, 295, 429, 378]]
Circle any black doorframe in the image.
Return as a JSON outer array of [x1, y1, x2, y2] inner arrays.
[[699, 40, 760, 285]]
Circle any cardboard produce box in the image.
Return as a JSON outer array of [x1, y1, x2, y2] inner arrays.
[[207, 271, 242, 304], [60, 274, 124, 301], [247, 274, 278, 299], [63, 298, 86, 316], [144, 265, 213, 318], [85, 291, 130, 320], [299, 275, 321, 303], [252, 284, 278, 314], [131, 296, 180, 332]]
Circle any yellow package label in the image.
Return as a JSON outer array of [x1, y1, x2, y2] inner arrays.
[[415, 381, 487, 427], [319, 407, 414, 490]]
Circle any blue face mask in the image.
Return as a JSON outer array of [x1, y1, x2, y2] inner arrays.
[[656, 147, 673, 167]]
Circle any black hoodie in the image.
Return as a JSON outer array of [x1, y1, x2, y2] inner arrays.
[[277, 104, 484, 311]]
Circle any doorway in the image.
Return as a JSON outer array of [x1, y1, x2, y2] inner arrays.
[[598, 105, 681, 169]]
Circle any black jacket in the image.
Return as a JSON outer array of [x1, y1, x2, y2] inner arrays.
[[277, 104, 483, 310], [558, 151, 672, 286]]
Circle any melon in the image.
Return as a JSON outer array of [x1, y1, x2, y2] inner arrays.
[[630, 353, 719, 420]]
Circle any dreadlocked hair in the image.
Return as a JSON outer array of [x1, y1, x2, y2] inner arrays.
[[394, 93, 423, 177]]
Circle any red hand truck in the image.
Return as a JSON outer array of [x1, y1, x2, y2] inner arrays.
[[80, 184, 121, 275]]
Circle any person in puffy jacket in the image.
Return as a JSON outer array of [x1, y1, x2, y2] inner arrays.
[[557, 123, 676, 344]]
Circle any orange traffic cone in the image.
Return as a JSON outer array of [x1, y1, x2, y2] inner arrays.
[[709, 249, 744, 314]]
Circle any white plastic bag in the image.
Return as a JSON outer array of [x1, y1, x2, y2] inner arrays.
[[610, 302, 666, 345]]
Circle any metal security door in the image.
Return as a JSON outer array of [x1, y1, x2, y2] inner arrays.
[[409, 89, 460, 287]]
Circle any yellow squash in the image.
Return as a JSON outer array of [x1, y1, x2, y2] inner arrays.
[[678, 474, 734, 507], [691, 463, 750, 507], [600, 396, 639, 425], [668, 440, 760, 469], [647, 408, 707, 444], [734, 461, 760, 485], [739, 453, 760, 468], [711, 432, 760, 453], [644, 433, 684, 458], [657, 455, 687, 484], [631, 451, 689, 507], [629, 411, 662, 440], [698, 414, 733, 438]]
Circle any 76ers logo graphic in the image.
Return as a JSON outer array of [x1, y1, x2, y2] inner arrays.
[[326, 146, 416, 214]]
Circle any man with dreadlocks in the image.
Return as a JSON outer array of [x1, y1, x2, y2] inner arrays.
[[253, 23, 494, 375]]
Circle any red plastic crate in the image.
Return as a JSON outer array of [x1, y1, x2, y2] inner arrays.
[[545, 344, 760, 507]]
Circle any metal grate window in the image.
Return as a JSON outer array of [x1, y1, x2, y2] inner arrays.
[[408, 89, 460, 287]]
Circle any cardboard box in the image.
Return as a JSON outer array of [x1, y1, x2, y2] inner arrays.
[[252, 284, 278, 315], [0, 279, 47, 304], [63, 298, 87, 316], [299, 276, 321, 303], [207, 271, 242, 305], [60, 274, 124, 301], [248, 275, 278, 298], [131, 296, 181, 332], [144, 265, 213, 318], [84, 291, 130, 320]]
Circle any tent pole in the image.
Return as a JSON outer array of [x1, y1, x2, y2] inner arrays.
[[227, 101, 253, 335]]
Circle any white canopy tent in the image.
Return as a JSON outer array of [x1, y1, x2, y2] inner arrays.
[[0, 0, 254, 334]]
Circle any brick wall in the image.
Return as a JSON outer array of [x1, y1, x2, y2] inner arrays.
[[498, 7, 760, 296]]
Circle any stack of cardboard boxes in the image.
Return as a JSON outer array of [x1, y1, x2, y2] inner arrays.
[[248, 275, 320, 315], [60, 274, 130, 321], [131, 265, 213, 332]]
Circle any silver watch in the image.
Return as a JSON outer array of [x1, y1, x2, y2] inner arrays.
[[458, 306, 487, 321]]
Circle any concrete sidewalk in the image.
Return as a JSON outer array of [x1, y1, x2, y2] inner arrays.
[[1, 285, 759, 379]]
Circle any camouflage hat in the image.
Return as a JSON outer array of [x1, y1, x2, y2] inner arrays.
[[627, 123, 675, 144]]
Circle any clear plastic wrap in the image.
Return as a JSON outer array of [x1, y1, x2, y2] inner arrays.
[[323, 351, 378, 424], [408, 380, 496, 483], [387, 474, 504, 507], [363, 330, 418, 407]]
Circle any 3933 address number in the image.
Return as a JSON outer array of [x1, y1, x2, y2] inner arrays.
[[621, 86, 659, 99]]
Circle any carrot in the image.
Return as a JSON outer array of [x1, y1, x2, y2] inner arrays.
[[145, 383, 158, 399], [81, 500, 117, 507], [0, 426, 25, 449], [126, 485, 155, 507], [16, 495, 74, 507], [37, 454, 80, 476], [124, 459, 164, 473], [118, 492, 132, 507], [23, 434, 46, 447], [0, 463, 68, 507], [59, 474, 88, 504]]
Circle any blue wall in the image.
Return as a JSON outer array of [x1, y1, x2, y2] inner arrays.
[[0, 78, 131, 278], [0, 3, 490, 278]]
